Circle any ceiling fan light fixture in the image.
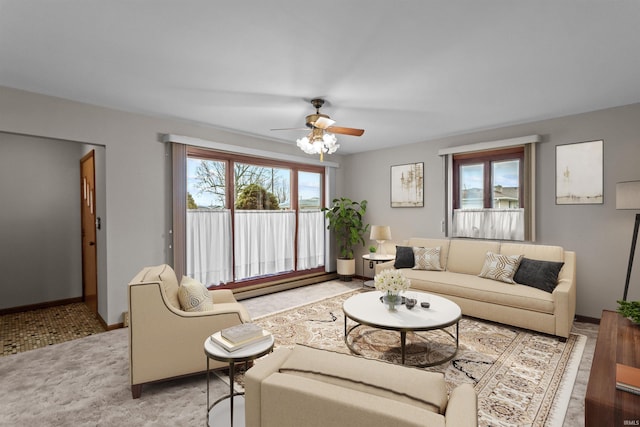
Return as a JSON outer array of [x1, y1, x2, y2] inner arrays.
[[296, 131, 339, 161]]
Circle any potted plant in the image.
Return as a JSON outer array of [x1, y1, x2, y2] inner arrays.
[[617, 300, 640, 324], [368, 245, 377, 254], [322, 197, 369, 281]]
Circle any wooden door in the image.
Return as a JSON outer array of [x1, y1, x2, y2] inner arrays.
[[80, 151, 98, 314]]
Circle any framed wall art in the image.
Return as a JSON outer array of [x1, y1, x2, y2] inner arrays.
[[391, 162, 424, 207], [555, 139, 603, 205]]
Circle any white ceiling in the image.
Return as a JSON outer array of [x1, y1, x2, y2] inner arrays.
[[1, 1, 639, 154]]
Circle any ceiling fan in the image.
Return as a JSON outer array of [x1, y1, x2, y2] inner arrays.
[[272, 98, 365, 136], [272, 98, 364, 161]]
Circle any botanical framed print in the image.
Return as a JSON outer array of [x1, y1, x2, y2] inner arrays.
[[555, 140, 603, 204], [391, 162, 424, 207]]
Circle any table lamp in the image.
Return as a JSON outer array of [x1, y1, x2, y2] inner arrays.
[[370, 225, 392, 256], [616, 180, 640, 301]]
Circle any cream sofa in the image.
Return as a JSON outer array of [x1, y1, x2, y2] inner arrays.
[[245, 345, 477, 427], [128, 264, 251, 398], [375, 238, 576, 339]]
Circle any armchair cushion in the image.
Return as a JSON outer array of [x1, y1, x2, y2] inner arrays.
[[178, 276, 215, 312], [137, 264, 181, 309]]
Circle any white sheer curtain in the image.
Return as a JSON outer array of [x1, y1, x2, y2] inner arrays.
[[186, 209, 233, 286], [297, 210, 325, 270], [452, 208, 525, 240], [234, 210, 296, 281]]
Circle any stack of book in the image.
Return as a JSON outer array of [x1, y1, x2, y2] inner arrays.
[[210, 323, 272, 352], [616, 363, 640, 396]]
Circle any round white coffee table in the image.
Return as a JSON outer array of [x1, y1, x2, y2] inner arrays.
[[342, 290, 461, 367], [204, 334, 274, 427]]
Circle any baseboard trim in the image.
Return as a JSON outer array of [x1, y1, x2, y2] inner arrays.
[[0, 297, 83, 315], [575, 314, 600, 324], [233, 273, 339, 300]]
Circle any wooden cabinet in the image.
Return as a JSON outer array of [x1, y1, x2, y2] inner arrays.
[[585, 310, 640, 426]]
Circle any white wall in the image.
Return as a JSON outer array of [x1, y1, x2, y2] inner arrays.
[[0, 85, 346, 325], [343, 103, 640, 319]]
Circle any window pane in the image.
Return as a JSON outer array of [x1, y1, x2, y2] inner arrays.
[[460, 164, 484, 209], [298, 171, 321, 210], [187, 158, 226, 208], [234, 163, 290, 210], [186, 157, 232, 286], [492, 160, 519, 208], [298, 171, 324, 270]]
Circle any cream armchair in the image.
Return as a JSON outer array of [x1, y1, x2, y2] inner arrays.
[[128, 264, 251, 398]]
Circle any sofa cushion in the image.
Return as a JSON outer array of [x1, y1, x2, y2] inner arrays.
[[394, 246, 415, 269], [412, 246, 443, 271], [140, 264, 180, 309], [278, 345, 447, 414], [446, 240, 500, 275], [500, 243, 564, 262], [514, 258, 565, 293], [478, 252, 523, 284], [398, 269, 555, 314], [407, 238, 451, 270], [178, 276, 214, 312]]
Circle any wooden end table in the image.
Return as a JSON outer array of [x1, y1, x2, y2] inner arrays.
[[585, 310, 640, 426]]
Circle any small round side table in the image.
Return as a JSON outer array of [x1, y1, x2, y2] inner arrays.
[[361, 253, 395, 287], [204, 333, 274, 427]]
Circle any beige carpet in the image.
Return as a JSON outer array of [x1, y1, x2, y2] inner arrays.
[[252, 288, 586, 427]]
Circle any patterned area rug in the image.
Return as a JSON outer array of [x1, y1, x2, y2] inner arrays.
[[250, 288, 586, 427]]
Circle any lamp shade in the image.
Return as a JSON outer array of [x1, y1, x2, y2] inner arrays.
[[370, 225, 392, 241], [616, 181, 640, 210]]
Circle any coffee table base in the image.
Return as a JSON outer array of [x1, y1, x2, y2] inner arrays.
[[344, 320, 459, 368]]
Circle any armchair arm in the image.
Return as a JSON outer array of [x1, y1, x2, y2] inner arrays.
[[209, 288, 236, 304], [374, 260, 396, 275]]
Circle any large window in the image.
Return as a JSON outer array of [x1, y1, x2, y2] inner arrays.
[[441, 139, 536, 241], [184, 147, 325, 288]]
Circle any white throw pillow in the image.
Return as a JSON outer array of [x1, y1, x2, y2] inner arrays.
[[478, 252, 523, 284], [412, 246, 443, 271], [178, 276, 215, 312]]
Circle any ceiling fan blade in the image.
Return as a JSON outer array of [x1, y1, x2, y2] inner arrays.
[[314, 116, 336, 129], [270, 127, 309, 131], [326, 126, 365, 137]]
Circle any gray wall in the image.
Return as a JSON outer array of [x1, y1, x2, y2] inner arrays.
[[0, 133, 84, 308], [343, 103, 640, 319], [0, 85, 346, 325], [1, 83, 638, 321]]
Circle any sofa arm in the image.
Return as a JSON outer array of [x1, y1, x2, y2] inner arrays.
[[552, 250, 576, 338], [374, 260, 396, 275], [245, 347, 293, 427], [445, 383, 477, 427]]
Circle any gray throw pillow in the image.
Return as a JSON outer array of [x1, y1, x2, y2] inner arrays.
[[394, 246, 415, 269], [513, 258, 565, 293]]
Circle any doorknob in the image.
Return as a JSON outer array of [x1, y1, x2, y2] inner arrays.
[[89, 242, 96, 246]]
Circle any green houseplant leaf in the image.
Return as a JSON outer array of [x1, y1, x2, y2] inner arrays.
[[322, 198, 369, 259], [617, 300, 640, 324]]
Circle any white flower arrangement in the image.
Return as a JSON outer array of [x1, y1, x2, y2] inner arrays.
[[374, 269, 411, 293]]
